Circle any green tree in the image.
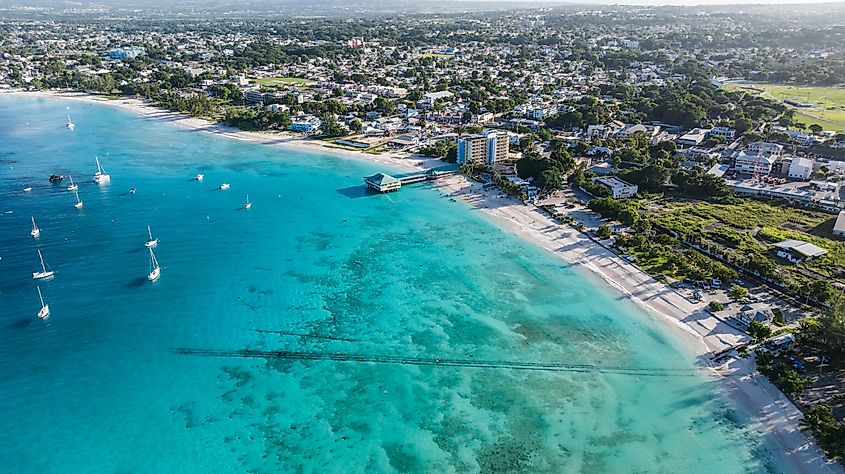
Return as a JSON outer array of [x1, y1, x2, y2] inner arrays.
[[748, 320, 773, 341], [596, 224, 612, 239], [728, 284, 749, 301]]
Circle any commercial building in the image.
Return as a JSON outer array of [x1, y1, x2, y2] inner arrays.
[[456, 130, 508, 168], [709, 127, 736, 139], [747, 141, 784, 157], [834, 210, 845, 238], [591, 176, 638, 198], [787, 157, 814, 180], [734, 152, 776, 175], [417, 91, 454, 109], [677, 128, 710, 147]]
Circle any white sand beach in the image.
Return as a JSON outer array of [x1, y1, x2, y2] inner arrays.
[[6, 89, 840, 473]]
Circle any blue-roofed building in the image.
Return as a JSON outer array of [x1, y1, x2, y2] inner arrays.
[[107, 47, 145, 60], [364, 173, 401, 193]]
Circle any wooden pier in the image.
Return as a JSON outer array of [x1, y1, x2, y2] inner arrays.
[[364, 168, 458, 193]]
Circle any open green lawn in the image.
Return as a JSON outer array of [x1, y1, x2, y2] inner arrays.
[[724, 82, 845, 131], [254, 76, 312, 87], [648, 198, 845, 281]]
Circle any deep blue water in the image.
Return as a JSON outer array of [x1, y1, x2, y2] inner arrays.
[[0, 94, 786, 473]]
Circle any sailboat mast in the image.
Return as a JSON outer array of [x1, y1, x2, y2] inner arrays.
[[148, 225, 153, 240], [38, 249, 46, 272], [31, 216, 37, 230], [37, 286, 44, 305]]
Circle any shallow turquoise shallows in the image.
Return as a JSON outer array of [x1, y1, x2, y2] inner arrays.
[[0, 95, 784, 473]]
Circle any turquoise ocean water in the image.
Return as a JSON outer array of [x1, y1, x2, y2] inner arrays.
[[0, 95, 786, 473]]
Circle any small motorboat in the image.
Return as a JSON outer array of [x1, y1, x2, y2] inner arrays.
[[196, 174, 204, 181], [130, 187, 137, 194], [219, 183, 230, 190], [49, 174, 64, 183], [23, 187, 32, 193]]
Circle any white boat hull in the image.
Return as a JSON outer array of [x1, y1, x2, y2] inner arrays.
[[67, 184, 78, 191], [74, 202, 84, 209], [219, 184, 230, 190], [32, 271, 54, 280], [31, 229, 40, 237], [37, 304, 50, 319], [148, 267, 161, 282], [145, 239, 159, 248], [94, 174, 110, 184]]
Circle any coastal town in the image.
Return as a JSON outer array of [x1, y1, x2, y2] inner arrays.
[[2, 0, 845, 470]]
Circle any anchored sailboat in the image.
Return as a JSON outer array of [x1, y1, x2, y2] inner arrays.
[[66, 115, 75, 130], [148, 247, 161, 282], [73, 190, 84, 209], [219, 183, 230, 190], [32, 249, 55, 280], [30, 216, 40, 237], [36, 286, 50, 319], [244, 194, 252, 209], [145, 225, 159, 248], [93, 156, 110, 184], [67, 175, 78, 191]]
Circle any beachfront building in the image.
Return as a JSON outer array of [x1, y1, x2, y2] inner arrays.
[[364, 173, 401, 193], [290, 116, 321, 133], [591, 176, 638, 198], [457, 131, 508, 168], [734, 152, 777, 175]]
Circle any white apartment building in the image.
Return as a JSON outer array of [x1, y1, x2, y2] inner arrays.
[[591, 176, 638, 198]]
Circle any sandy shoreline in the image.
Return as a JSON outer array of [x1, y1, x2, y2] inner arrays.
[[5, 89, 840, 473]]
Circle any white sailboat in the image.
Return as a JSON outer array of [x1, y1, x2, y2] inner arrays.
[[145, 225, 159, 248], [66, 115, 75, 130], [36, 286, 50, 319], [148, 247, 161, 282], [30, 216, 40, 237], [195, 173, 204, 181], [67, 174, 78, 191], [219, 183, 230, 190], [93, 156, 110, 184], [244, 194, 252, 209], [73, 190, 84, 209], [32, 249, 55, 280]]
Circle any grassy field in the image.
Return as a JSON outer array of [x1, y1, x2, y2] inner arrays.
[[648, 198, 845, 282], [254, 76, 312, 87], [724, 83, 845, 132]]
